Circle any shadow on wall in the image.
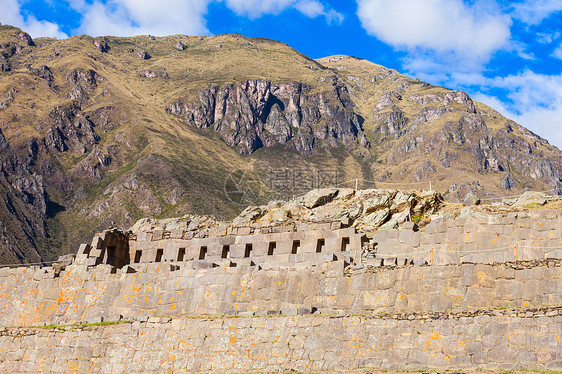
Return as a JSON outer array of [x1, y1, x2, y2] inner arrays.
[[74, 229, 130, 268]]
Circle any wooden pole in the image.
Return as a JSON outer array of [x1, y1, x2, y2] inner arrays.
[[355, 179, 358, 191], [429, 248, 434, 265], [429, 181, 432, 191]]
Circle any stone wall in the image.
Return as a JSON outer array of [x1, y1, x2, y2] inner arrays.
[[0, 309, 560, 373], [374, 209, 562, 264], [1, 209, 561, 372], [74, 210, 562, 270], [1, 259, 559, 327], [127, 224, 363, 269]]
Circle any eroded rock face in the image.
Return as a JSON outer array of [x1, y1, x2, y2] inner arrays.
[[93, 39, 109, 53], [382, 102, 562, 196], [42, 102, 99, 154], [375, 90, 477, 142], [17, 31, 34, 46], [0, 128, 46, 263], [167, 79, 370, 155], [66, 68, 102, 101], [26, 65, 54, 85]]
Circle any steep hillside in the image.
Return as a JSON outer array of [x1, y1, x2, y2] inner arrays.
[[0, 25, 561, 263]]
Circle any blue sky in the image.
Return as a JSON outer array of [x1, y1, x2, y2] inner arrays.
[[3, 0, 562, 148]]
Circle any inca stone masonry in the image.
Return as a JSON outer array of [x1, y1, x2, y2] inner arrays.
[[0, 198, 560, 372]]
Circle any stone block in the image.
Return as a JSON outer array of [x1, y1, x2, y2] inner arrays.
[[85, 258, 97, 266], [190, 260, 217, 269], [377, 238, 400, 257], [364, 258, 382, 267], [169, 230, 184, 239], [237, 227, 252, 235], [545, 249, 562, 259], [400, 221, 416, 230], [370, 231, 388, 244], [152, 230, 164, 241], [330, 221, 342, 230], [78, 243, 91, 256], [296, 223, 309, 232], [412, 258, 427, 266], [399, 229, 420, 248], [488, 345, 517, 364]]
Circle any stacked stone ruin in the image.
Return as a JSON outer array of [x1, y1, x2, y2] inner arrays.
[[0, 198, 560, 372]]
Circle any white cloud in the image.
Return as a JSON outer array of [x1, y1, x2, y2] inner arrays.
[[471, 71, 562, 150], [356, 0, 511, 61], [225, 0, 294, 17], [553, 44, 562, 59], [0, 0, 68, 38], [511, 0, 562, 25], [64, 0, 342, 37], [225, 0, 343, 23], [71, 0, 211, 36], [294, 0, 344, 24], [536, 31, 560, 44]]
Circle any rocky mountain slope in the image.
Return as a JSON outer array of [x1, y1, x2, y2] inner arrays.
[[0, 24, 561, 264]]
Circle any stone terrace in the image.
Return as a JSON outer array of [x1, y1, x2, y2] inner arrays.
[[0, 189, 560, 372]]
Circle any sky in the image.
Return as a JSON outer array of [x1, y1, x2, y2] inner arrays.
[[2, 0, 562, 149]]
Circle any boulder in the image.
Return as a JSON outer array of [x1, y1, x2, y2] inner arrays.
[[380, 209, 411, 230], [513, 191, 548, 207], [362, 192, 393, 214], [463, 192, 481, 206], [302, 188, 339, 209], [361, 208, 390, 229]]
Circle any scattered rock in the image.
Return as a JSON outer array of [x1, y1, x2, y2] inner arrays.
[[139, 68, 169, 79], [464, 192, 481, 206]]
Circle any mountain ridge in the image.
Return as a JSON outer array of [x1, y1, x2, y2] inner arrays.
[[0, 24, 561, 264]]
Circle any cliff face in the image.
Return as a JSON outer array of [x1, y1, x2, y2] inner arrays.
[[167, 79, 369, 155], [0, 24, 561, 264], [0, 128, 46, 263]]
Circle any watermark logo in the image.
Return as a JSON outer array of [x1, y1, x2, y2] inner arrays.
[[224, 170, 264, 206], [224, 166, 342, 205]]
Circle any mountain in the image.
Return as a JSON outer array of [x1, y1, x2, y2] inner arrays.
[[0, 24, 561, 264]]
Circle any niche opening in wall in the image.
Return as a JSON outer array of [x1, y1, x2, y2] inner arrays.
[[244, 243, 253, 258], [134, 250, 142, 263], [106, 245, 116, 265], [267, 242, 276, 255], [361, 236, 369, 249], [292, 240, 301, 254], [177, 248, 185, 262], [199, 246, 207, 260], [341, 237, 350, 252], [316, 238, 325, 253], [222, 245, 230, 259], [155, 248, 163, 262]]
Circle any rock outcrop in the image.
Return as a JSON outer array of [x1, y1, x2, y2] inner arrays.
[[0, 128, 47, 263], [42, 102, 99, 154], [167, 79, 370, 155]]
